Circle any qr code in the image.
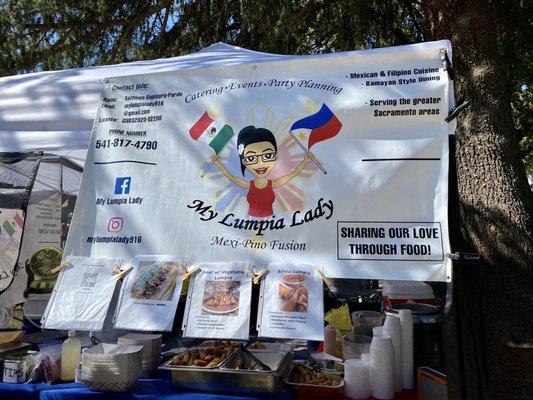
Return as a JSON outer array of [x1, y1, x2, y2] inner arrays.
[[80, 272, 99, 291]]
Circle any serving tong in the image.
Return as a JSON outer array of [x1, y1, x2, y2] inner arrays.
[[292, 346, 322, 373]]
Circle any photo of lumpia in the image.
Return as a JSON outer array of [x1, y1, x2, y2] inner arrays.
[[202, 280, 240, 315], [279, 274, 308, 313]]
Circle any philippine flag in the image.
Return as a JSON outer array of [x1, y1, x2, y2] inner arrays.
[[189, 111, 234, 154], [290, 103, 342, 148]]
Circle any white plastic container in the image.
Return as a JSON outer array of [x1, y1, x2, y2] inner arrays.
[[345, 359, 370, 399], [382, 280, 435, 308]]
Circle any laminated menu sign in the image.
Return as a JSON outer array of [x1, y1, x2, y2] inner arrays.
[[41, 256, 121, 331], [257, 264, 324, 341], [182, 263, 252, 339], [114, 255, 185, 331]]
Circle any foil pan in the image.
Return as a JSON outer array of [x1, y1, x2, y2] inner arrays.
[[284, 360, 345, 398]]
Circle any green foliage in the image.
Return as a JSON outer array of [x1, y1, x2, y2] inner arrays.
[[0, 0, 530, 172]]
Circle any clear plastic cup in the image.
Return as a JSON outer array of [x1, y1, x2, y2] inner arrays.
[[352, 310, 384, 336], [342, 332, 372, 360]]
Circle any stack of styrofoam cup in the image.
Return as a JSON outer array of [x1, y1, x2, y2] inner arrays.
[[383, 314, 403, 392], [345, 359, 370, 399], [370, 333, 394, 399], [399, 309, 414, 389], [372, 326, 383, 336]]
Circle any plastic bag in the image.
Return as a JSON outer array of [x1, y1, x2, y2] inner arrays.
[[27, 341, 62, 384]]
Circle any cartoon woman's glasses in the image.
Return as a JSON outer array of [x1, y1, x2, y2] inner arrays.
[[242, 151, 277, 165]]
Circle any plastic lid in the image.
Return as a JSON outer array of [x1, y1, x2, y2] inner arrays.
[[68, 330, 76, 337]]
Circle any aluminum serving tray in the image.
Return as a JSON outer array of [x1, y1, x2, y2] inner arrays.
[[284, 360, 345, 399], [161, 341, 245, 370], [161, 349, 293, 395]]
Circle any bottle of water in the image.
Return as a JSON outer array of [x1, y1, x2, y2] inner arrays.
[[60, 331, 81, 381]]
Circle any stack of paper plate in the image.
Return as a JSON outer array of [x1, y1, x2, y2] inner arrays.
[[81, 343, 143, 392], [117, 333, 162, 374]]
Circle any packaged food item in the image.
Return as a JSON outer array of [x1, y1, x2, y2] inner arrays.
[[27, 342, 62, 384]]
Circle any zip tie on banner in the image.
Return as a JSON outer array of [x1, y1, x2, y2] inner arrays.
[[440, 48, 455, 80], [253, 269, 268, 285], [445, 100, 470, 122], [315, 269, 334, 292], [115, 264, 133, 281], [246, 266, 257, 280], [51, 260, 70, 275], [182, 266, 200, 280]]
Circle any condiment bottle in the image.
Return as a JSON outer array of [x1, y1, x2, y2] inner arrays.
[[60, 330, 81, 381], [324, 324, 337, 356]]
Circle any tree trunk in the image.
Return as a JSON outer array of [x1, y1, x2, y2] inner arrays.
[[423, 0, 533, 398]]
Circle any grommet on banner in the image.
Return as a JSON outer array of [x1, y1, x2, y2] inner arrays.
[[440, 49, 455, 80], [253, 269, 268, 284], [50, 260, 70, 275], [445, 100, 470, 122], [316, 269, 334, 292], [182, 266, 200, 280]]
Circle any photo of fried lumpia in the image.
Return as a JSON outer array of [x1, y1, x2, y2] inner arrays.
[[280, 284, 308, 312]]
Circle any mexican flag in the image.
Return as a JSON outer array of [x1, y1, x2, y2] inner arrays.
[[189, 111, 234, 154]]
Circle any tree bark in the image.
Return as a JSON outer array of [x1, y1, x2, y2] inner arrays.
[[423, 0, 533, 398]]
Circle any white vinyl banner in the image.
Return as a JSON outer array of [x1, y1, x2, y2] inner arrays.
[[257, 264, 324, 341], [41, 256, 121, 331], [114, 255, 185, 331], [182, 263, 252, 340], [65, 40, 454, 282]]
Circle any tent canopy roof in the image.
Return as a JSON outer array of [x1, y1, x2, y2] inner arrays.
[[0, 43, 288, 153], [0, 41, 450, 154]]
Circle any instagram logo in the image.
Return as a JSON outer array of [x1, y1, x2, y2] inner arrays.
[[107, 217, 123, 233]]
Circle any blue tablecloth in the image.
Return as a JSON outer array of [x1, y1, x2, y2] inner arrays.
[[0, 376, 293, 400]]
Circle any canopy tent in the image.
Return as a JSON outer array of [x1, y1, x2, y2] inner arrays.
[[0, 43, 291, 155], [0, 41, 450, 155], [0, 153, 83, 310]]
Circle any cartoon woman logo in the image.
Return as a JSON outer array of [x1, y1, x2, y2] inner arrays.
[[211, 126, 314, 217]]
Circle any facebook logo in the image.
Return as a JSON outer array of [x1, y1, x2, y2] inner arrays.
[[114, 177, 131, 195]]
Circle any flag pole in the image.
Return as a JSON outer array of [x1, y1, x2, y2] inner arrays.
[[288, 131, 327, 174], [200, 139, 233, 178]]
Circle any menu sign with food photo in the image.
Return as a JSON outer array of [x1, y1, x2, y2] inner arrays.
[[257, 263, 324, 341], [182, 263, 252, 340], [41, 256, 122, 331], [114, 255, 185, 331]]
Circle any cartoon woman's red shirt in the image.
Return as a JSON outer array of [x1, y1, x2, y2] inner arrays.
[[247, 180, 275, 217]]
